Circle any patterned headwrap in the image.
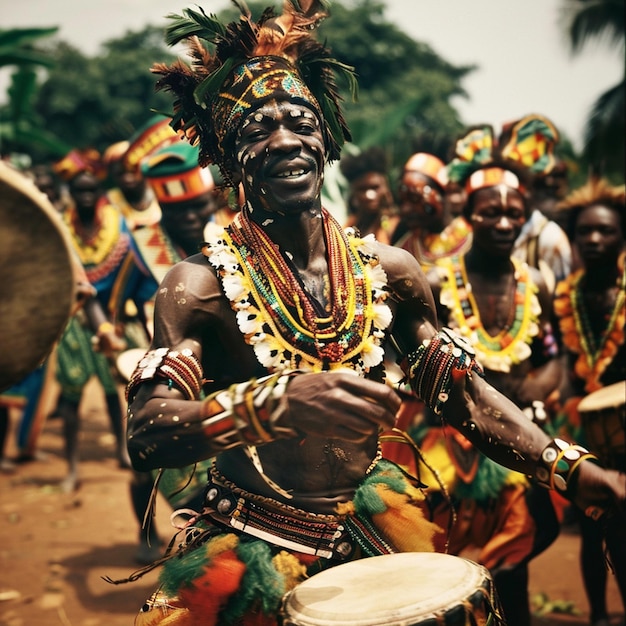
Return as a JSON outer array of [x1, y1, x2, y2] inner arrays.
[[123, 115, 180, 173], [151, 0, 355, 188], [447, 114, 559, 197], [401, 153, 447, 191], [53, 148, 105, 182], [141, 142, 214, 204]]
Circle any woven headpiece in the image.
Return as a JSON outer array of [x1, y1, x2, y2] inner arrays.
[[151, 0, 355, 188], [103, 141, 130, 167], [401, 153, 447, 190], [141, 142, 214, 204], [447, 114, 559, 196], [123, 115, 180, 173], [53, 148, 105, 182]]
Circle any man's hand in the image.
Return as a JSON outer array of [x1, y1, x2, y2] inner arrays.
[[281, 371, 401, 442], [572, 461, 626, 521], [92, 323, 127, 359]]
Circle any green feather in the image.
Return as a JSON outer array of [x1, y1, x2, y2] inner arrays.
[[164, 7, 226, 47], [220, 539, 286, 622], [194, 58, 235, 107]]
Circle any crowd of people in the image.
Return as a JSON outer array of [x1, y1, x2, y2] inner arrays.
[[0, 1, 624, 625]]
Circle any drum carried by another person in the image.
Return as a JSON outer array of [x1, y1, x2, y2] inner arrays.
[[0, 162, 76, 392], [280, 552, 504, 626], [577, 381, 626, 471]]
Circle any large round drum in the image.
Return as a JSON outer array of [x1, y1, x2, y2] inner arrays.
[[578, 381, 626, 469], [280, 552, 503, 626], [0, 163, 75, 392]]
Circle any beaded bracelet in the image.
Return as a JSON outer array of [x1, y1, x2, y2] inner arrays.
[[535, 437, 601, 493], [406, 327, 482, 415], [126, 347, 203, 402], [228, 373, 297, 444]]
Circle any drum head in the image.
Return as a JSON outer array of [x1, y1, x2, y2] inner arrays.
[[578, 381, 626, 413], [0, 163, 75, 391], [116, 348, 148, 382], [282, 552, 489, 626]]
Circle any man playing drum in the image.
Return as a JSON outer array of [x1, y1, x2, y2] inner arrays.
[[123, 2, 626, 624], [554, 178, 626, 624]]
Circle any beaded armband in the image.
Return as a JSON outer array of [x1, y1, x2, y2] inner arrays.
[[126, 347, 203, 402], [200, 372, 297, 447], [406, 327, 483, 415], [535, 437, 601, 495]]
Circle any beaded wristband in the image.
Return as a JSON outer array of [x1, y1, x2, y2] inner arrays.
[[227, 373, 297, 444], [535, 437, 601, 493], [126, 347, 203, 402], [406, 327, 482, 415]]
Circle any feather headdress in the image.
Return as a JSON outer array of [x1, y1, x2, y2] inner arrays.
[[152, 0, 356, 188]]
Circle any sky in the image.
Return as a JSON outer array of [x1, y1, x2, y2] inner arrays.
[[1, 0, 623, 151]]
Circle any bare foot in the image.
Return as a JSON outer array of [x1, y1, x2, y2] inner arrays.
[[59, 474, 81, 493]]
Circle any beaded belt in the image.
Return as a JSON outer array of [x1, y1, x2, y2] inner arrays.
[[203, 469, 354, 560]]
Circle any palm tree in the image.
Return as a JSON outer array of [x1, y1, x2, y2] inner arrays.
[[561, 0, 625, 178], [0, 27, 70, 158]]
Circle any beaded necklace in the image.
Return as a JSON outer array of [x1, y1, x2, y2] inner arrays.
[[553, 252, 625, 393], [203, 209, 392, 374], [438, 254, 540, 372], [64, 203, 130, 279]]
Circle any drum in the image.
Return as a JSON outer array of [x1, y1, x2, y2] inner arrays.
[[280, 552, 503, 626], [0, 163, 75, 392], [577, 381, 626, 469], [116, 348, 149, 382]]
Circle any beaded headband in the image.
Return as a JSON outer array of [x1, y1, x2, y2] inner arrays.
[[211, 55, 323, 169], [465, 166, 526, 196], [402, 153, 446, 187]]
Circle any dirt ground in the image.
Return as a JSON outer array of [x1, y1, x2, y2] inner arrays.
[[0, 380, 623, 626]]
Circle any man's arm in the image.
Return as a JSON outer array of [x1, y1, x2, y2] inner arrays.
[[383, 244, 625, 517]]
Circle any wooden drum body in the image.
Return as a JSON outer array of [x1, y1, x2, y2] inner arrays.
[[578, 381, 626, 470]]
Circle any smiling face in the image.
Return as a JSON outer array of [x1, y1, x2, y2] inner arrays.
[[469, 185, 527, 257], [234, 99, 326, 216]]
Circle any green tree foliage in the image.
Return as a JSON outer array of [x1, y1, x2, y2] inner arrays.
[[561, 0, 625, 179], [29, 26, 176, 161], [0, 26, 58, 68], [0, 26, 67, 158], [317, 0, 474, 171]]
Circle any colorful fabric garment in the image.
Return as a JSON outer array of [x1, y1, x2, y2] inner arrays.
[[512, 209, 572, 287], [98, 186, 162, 231], [56, 315, 118, 401], [0, 355, 57, 457], [395, 216, 473, 270], [134, 459, 442, 626], [57, 201, 135, 396]]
